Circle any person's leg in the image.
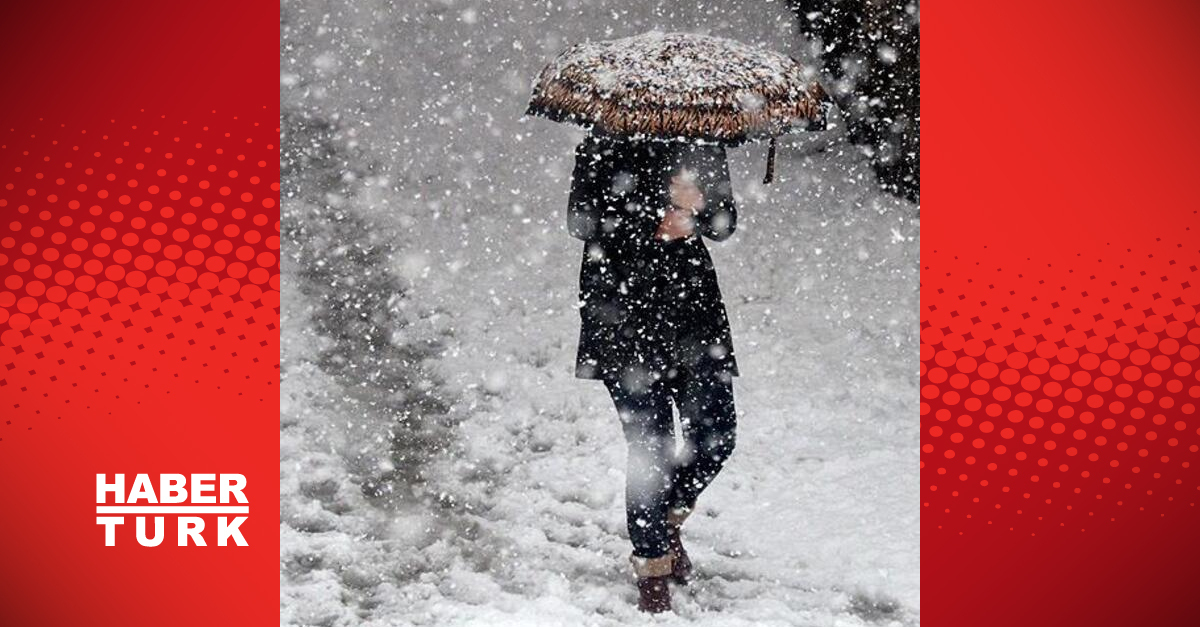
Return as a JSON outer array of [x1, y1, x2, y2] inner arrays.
[[667, 367, 737, 515], [603, 376, 676, 560]]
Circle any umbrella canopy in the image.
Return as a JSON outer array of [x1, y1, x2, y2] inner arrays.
[[524, 30, 832, 182]]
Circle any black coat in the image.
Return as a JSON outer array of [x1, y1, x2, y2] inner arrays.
[[566, 132, 739, 385]]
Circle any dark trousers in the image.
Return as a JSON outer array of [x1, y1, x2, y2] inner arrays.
[[603, 366, 737, 559]]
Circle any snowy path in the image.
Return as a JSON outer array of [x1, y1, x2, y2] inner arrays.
[[279, 144, 918, 626], [412, 146, 918, 627], [280, 1, 918, 625]]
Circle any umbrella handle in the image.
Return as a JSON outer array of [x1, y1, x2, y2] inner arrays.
[[763, 136, 776, 184]]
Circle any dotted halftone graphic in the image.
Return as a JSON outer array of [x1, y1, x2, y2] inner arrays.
[[921, 225, 1200, 533], [0, 111, 280, 442]]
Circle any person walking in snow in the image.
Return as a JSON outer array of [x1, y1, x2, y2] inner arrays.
[[566, 128, 739, 613]]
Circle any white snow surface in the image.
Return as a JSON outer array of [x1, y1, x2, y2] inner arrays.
[[539, 30, 811, 97], [280, 1, 919, 625]]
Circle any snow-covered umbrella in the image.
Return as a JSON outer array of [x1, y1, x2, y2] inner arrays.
[[524, 30, 832, 184]]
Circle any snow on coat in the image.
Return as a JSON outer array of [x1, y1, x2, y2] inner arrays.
[[566, 131, 739, 385]]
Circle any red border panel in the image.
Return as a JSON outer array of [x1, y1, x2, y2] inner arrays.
[[0, 2, 278, 626], [925, 1, 1200, 624]]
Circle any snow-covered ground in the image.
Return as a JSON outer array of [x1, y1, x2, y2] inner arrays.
[[280, 2, 919, 625]]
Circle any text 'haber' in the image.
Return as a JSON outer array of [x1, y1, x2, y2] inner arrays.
[[95, 474, 250, 547]]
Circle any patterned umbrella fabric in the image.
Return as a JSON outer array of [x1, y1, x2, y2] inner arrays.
[[525, 30, 832, 182]]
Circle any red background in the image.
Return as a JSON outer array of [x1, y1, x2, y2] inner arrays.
[[925, 0, 1200, 624], [0, 2, 279, 626], [7, 0, 1200, 624]]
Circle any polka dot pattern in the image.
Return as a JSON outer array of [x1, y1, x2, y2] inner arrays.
[[923, 232, 1200, 533], [0, 112, 280, 443]]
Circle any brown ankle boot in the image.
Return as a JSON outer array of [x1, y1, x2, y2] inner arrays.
[[667, 507, 694, 584], [630, 554, 674, 613]]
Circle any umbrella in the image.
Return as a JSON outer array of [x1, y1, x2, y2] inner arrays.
[[524, 30, 832, 184]]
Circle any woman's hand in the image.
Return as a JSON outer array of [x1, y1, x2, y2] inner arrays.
[[669, 172, 705, 214], [655, 173, 704, 241], [654, 206, 696, 241]]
